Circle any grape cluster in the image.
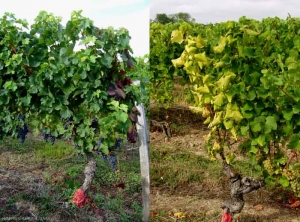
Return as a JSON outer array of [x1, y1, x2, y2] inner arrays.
[[95, 138, 104, 151], [42, 132, 49, 142], [282, 168, 300, 196], [61, 116, 73, 130], [41, 132, 55, 145], [18, 124, 29, 143], [115, 137, 122, 149], [107, 153, 117, 171], [17, 115, 29, 143], [99, 152, 108, 161], [49, 135, 55, 145], [97, 150, 118, 171], [91, 117, 98, 130], [263, 159, 274, 175]]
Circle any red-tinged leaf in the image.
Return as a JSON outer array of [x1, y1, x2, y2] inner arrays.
[[119, 69, 125, 75], [221, 212, 232, 222], [151, 211, 159, 217], [93, 207, 103, 216], [107, 85, 116, 96], [72, 188, 86, 207], [253, 204, 263, 211], [116, 182, 125, 189], [124, 49, 131, 59], [117, 80, 124, 90], [128, 112, 138, 124], [290, 200, 300, 208], [288, 194, 298, 204], [115, 86, 126, 99], [127, 59, 134, 69], [124, 76, 131, 86]]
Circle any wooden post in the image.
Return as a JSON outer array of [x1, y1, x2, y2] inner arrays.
[[136, 103, 150, 222]]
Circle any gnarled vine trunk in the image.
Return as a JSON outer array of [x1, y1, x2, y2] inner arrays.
[[73, 152, 97, 207], [221, 159, 265, 222]]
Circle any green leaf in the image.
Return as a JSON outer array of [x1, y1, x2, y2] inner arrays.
[[287, 134, 300, 150], [61, 107, 73, 119], [279, 176, 289, 188], [116, 112, 128, 123], [264, 116, 277, 133], [283, 109, 293, 121], [90, 103, 100, 112], [250, 121, 262, 132], [243, 47, 256, 58], [254, 134, 266, 146], [4, 81, 17, 91]]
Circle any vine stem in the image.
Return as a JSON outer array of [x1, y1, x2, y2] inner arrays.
[[278, 87, 297, 103], [284, 150, 297, 169]]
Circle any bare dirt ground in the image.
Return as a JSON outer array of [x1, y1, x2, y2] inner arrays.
[[150, 107, 300, 222]]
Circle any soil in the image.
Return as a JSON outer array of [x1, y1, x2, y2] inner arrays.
[[150, 107, 300, 222]]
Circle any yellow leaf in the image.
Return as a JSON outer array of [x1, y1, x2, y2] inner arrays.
[[202, 106, 211, 118], [171, 30, 183, 44], [215, 71, 236, 91], [213, 36, 227, 54], [194, 52, 212, 66], [202, 74, 211, 84], [171, 57, 184, 68], [214, 61, 225, 68], [187, 39, 196, 47], [195, 35, 207, 48], [223, 118, 233, 130], [224, 103, 243, 122], [245, 28, 260, 36], [225, 153, 236, 164], [213, 92, 226, 107], [208, 111, 223, 128], [230, 126, 238, 140], [185, 45, 197, 54], [174, 212, 185, 218], [203, 132, 211, 142], [212, 141, 221, 151], [197, 84, 210, 94], [188, 106, 202, 114], [203, 116, 211, 125]]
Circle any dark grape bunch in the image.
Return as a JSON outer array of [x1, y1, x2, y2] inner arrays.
[[61, 116, 73, 130], [115, 137, 122, 149], [42, 132, 49, 142], [91, 117, 98, 130], [41, 131, 55, 145], [17, 115, 29, 143], [95, 138, 104, 151], [49, 135, 55, 145], [18, 124, 29, 143], [107, 153, 117, 171]]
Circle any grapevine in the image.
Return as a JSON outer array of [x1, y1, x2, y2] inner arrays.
[[0, 10, 144, 205], [170, 16, 300, 199]]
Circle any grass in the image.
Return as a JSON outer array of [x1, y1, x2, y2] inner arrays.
[[150, 145, 222, 190], [0, 135, 143, 221]]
